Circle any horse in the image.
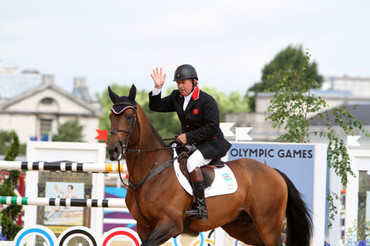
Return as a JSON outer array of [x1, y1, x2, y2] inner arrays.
[[107, 84, 312, 246]]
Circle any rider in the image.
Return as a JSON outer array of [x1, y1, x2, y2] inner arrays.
[[149, 64, 231, 221]]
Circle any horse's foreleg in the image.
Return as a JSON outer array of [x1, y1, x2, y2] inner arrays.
[[141, 220, 180, 246]]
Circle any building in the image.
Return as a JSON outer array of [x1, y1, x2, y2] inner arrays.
[[0, 62, 103, 143], [226, 76, 370, 244], [322, 76, 370, 97], [227, 76, 370, 144]]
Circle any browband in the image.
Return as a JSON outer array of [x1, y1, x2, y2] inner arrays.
[[111, 105, 136, 115]]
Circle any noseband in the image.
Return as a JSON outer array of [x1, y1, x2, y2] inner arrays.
[[110, 102, 138, 157]]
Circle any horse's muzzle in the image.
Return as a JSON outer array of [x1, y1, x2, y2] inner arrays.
[[107, 141, 122, 161]]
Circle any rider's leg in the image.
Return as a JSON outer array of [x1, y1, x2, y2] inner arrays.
[[184, 150, 211, 221]]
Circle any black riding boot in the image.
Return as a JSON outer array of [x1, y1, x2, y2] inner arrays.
[[184, 167, 208, 221]]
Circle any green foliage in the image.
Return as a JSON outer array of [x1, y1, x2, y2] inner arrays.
[[97, 84, 249, 139], [0, 131, 13, 154], [344, 221, 370, 245], [265, 51, 370, 228], [265, 62, 324, 143], [202, 86, 249, 121], [326, 191, 339, 229], [248, 45, 323, 111], [0, 131, 25, 155], [4, 131, 20, 161], [97, 84, 181, 139], [96, 84, 130, 132], [0, 131, 22, 240], [0, 214, 22, 241], [52, 118, 84, 142]]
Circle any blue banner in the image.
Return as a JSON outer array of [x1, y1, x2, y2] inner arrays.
[[228, 143, 315, 212]]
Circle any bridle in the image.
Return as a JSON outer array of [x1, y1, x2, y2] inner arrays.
[[110, 102, 138, 157], [109, 100, 191, 228], [109, 102, 181, 189]]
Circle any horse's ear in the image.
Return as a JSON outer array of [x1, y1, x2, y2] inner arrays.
[[129, 84, 136, 102], [108, 86, 119, 103]]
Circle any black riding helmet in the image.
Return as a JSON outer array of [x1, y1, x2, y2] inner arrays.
[[173, 64, 198, 82]]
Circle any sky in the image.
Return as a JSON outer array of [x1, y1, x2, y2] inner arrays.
[[1, 0, 370, 97]]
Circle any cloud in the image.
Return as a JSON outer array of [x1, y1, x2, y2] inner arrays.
[[1, 0, 370, 95]]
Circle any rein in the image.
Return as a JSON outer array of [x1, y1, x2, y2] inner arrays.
[[110, 101, 192, 229], [110, 102, 182, 189]]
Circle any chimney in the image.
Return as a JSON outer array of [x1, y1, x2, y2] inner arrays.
[[42, 74, 55, 85], [73, 77, 92, 102], [74, 77, 87, 89]]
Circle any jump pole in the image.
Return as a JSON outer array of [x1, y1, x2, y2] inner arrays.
[[0, 161, 128, 175], [0, 196, 126, 208]]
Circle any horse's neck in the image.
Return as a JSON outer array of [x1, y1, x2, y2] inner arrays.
[[126, 108, 172, 183], [126, 138, 172, 184]]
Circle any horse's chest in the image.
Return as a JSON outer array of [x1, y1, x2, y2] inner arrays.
[[125, 190, 160, 216]]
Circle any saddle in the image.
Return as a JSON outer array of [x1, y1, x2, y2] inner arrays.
[[176, 143, 225, 188]]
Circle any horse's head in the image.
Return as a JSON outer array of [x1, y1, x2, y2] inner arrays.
[[107, 84, 139, 161]]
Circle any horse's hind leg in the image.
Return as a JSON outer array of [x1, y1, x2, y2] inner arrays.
[[251, 193, 286, 246], [222, 222, 264, 246], [250, 208, 284, 246], [221, 211, 264, 246], [256, 219, 284, 246]]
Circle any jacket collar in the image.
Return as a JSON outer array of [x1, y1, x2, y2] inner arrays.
[[180, 85, 200, 100], [192, 86, 200, 100]]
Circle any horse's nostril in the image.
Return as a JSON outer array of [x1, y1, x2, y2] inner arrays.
[[108, 143, 122, 161]]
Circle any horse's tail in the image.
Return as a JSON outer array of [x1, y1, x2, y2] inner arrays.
[[275, 169, 313, 246]]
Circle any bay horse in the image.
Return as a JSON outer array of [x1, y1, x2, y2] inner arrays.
[[107, 85, 312, 246]]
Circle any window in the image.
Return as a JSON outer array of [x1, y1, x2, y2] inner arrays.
[[40, 119, 52, 137], [41, 97, 54, 105]]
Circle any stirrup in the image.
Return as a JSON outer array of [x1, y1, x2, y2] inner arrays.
[[184, 205, 208, 221]]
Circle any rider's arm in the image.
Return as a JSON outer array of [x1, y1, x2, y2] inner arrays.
[[149, 90, 177, 112]]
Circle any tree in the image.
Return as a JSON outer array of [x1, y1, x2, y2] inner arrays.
[[0, 131, 13, 155], [97, 84, 250, 140], [96, 84, 181, 139], [202, 86, 249, 121], [265, 51, 370, 228], [0, 131, 22, 240], [0, 131, 25, 156], [53, 118, 84, 142], [248, 45, 323, 111]]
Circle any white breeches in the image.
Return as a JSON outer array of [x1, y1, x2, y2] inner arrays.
[[187, 150, 212, 173]]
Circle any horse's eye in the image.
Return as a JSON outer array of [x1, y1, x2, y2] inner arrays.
[[126, 114, 134, 121]]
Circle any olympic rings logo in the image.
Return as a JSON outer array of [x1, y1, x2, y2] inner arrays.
[[14, 225, 141, 246], [172, 231, 214, 246], [14, 225, 215, 246]]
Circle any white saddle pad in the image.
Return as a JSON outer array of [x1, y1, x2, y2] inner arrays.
[[174, 157, 238, 198]]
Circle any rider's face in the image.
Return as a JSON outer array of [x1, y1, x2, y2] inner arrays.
[[176, 79, 193, 97]]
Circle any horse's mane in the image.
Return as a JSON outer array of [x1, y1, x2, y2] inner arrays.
[[136, 103, 168, 147], [150, 122, 170, 147]]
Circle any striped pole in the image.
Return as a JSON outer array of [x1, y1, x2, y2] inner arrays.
[[0, 196, 126, 208], [0, 161, 128, 176]]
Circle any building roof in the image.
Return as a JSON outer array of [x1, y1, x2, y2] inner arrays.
[[0, 80, 102, 116], [322, 76, 370, 97], [309, 103, 370, 126], [72, 77, 96, 102], [0, 66, 101, 116], [0, 73, 42, 99]]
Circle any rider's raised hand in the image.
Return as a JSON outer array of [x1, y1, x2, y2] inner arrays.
[[150, 67, 166, 89]]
